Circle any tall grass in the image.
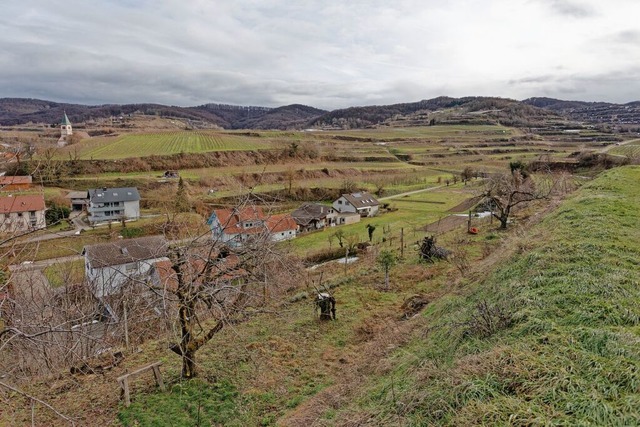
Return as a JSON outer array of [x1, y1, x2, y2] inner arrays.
[[348, 166, 640, 425]]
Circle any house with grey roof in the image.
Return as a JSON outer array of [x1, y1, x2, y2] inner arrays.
[[333, 192, 380, 217], [83, 235, 168, 298], [291, 203, 337, 232], [87, 187, 140, 224]]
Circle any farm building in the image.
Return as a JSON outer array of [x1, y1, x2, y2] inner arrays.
[[87, 187, 140, 224], [333, 192, 380, 217], [66, 190, 89, 211], [207, 207, 297, 247], [0, 194, 46, 233], [291, 203, 338, 232], [0, 175, 32, 192]]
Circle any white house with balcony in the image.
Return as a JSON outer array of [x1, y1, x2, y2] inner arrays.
[[87, 187, 140, 225]]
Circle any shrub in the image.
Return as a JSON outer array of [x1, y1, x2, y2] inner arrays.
[[121, 227, 144, 239], [45, 205, 71, 225]]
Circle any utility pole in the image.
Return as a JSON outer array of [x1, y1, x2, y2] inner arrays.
[[123, 300, 130, 350]]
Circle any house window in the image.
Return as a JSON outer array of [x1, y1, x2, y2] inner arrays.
[[338, 200, 342, 204]]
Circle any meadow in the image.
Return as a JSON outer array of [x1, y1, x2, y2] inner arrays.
[[112, 166, 640, 426]]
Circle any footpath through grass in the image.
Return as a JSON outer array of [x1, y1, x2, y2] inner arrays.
[[337, 166, 640, 425]]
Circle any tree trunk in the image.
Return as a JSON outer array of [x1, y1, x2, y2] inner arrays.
[[385, 269, 390, 290], [499, 216, 508, 229], [182, 349, 196, 379]]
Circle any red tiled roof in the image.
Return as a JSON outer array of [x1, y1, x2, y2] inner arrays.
[[0, 176, 32, 186], [214, 208, 296, 236], [266, 214, 297, 233], [214, 207, 266, 235], [0, 195, 45, 213]]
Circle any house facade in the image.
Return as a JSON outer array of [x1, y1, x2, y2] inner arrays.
[[336, 212, 361, 225], [207, 207, 297, 247], [87, 187, 140, 224], [291, 203, 338, 232], [333, 192, 380, 217], [83, 235, 168, 298], [0, 194, 46, 233]]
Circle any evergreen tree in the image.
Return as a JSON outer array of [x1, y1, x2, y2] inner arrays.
[[174, 177, 191, 213]]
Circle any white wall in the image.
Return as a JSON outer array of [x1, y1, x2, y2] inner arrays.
[[123, 200, 140, 220], [86, 256, 166, 298], [0, 210, 46, 233]]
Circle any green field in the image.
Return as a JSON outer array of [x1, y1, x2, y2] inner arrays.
[[609, 143, 640, 158], [288, 185, 471, 253], [60, 131, 272, 159]]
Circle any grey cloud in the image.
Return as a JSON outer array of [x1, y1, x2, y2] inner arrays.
[[506, 68, 640, 102], [508, 75, 558, 85], [611, 30, 640, 45], [538, 0, 596, 18], [1, 1, 638, 108]]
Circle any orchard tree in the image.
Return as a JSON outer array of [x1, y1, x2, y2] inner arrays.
[[166, 200, 299, 378], [377, 249, 397, 290], [481, 170, 553, 229]]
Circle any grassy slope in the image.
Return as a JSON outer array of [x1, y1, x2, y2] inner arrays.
[[339, 166, 640, 425], [6, 168, 636, 426]]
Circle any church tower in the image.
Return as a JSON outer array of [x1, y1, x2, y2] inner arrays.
[[58, 112, 73, 145]]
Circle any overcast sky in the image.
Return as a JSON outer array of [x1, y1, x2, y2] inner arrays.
[[2, 0, 639, 109]]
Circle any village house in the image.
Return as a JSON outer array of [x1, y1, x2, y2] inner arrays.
[[87, 187, 140, 225], [333, 192, 380, 217], [83, 235, 168, 299], [207, 207, 297, 247], [0, 176, 32, 192], [291, 203, 338, 232], [0, 194, 46, 233]]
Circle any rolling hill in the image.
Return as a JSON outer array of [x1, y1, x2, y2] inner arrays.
[[2, 96, 640, 130]]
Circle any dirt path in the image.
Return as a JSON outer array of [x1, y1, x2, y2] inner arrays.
[[277, 315, 425, 427]]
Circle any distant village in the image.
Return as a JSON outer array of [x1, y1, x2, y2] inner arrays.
[[1, 113, 385, 325]]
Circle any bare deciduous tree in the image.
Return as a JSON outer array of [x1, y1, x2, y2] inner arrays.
[[480, 170, 552, 229]]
